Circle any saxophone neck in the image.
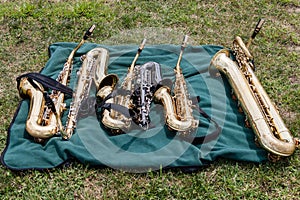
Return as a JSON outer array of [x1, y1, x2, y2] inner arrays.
[[129, 38, 147, 72], [66, 24, 96, 66], [175, 35, 188, 74]]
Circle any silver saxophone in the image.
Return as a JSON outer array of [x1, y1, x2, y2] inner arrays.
[[131, 61, 163, 130]]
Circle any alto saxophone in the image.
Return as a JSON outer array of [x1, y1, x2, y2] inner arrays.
[[98, 39, 146, 134], [63, 47, 117, 139], [154, 35, 199, 135], [131, 61, 163, 130], [18, 25, 95, 141], [209, 19, 299, 160]]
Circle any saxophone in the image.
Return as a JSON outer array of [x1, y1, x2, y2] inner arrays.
[[63, 47, 117, 139], [17, 25, 95, 141], [131, 61, 163, 130], [98, 39, 146, 134], [154, 35, 199, 135], [209, 19, 299, 160]]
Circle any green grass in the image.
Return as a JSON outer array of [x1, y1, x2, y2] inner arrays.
[[0, 0, 299, 199]]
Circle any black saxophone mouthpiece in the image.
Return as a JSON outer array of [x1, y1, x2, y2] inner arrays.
[[246, 19, 265, 48], [83, 24, 96, 40], [251, 19, 265, 40]]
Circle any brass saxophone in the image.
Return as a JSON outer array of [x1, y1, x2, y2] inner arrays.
[[209, 19, 299, 159], [18, 25, 95, 141], [98, 39, 146, 134], [154, 35, 199, 135], [63, 47, 117, 139]]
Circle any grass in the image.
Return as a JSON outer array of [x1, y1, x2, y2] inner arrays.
[[0, 0, 299, 199]]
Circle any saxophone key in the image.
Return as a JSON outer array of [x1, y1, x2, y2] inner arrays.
[[237, 101, 244, 113], [231, 89, 238, 101]]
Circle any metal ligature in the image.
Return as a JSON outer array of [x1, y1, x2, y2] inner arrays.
[[63, 47, 116, 139], [154, 35, 199, 135], [98, 39, 146, 134], [17, 25, 95, 141], [209, 19, 299, 160]]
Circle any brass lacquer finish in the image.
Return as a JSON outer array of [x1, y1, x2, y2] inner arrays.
[[18, 25, 96, 141], [99, 39, 146, 134], [19, 78, 58, 139], [154, 35, 199, 135], [64, 47, 117, 139], [209, 19, 299, 158]]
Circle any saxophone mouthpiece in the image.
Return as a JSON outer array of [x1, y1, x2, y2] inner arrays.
[[246, 19, 265, 48], [138, 38, 147, 52], [83, 24, 96, 40], [67, 25, 96, 65], [252, 19, 265, 39], [182, 35, 189, 49]]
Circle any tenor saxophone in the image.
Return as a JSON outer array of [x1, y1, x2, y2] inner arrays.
[[209, 19, 299, 159], [98, 39, 146, 134], [154, 35, 199, 135], [18, 25, 95, 141], [63, 47, 117, 139]]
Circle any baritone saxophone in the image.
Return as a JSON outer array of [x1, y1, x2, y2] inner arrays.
[[209, 19, 299, 159], [18, 25, 95, 141]]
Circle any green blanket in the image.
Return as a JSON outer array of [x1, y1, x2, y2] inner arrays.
[[1, 42, 268, 171]]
